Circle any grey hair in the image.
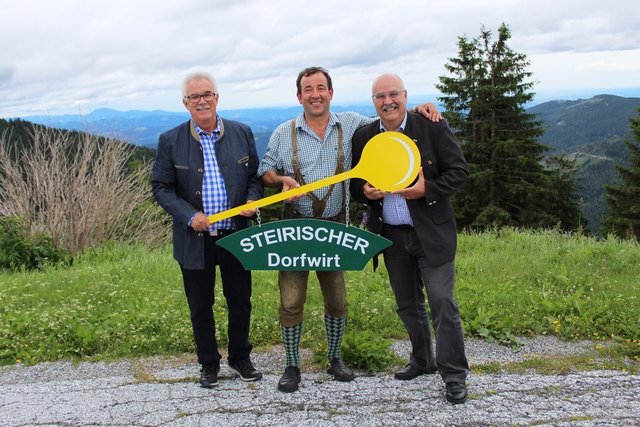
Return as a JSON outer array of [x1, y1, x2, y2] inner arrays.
[[182, 72, 218, 96]]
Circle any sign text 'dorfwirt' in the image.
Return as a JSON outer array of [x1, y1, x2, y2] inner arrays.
[[216, 220, 391, 271]]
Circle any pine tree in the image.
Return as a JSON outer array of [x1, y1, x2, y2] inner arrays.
[[544, 155, 584, 231], [600, 108, 640, 239], [437, 23, 580, 230]]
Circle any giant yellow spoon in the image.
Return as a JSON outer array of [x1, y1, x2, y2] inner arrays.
[[207, 131, 420, 224]]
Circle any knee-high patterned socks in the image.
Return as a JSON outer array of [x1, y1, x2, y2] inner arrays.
[[280, 314, 347, 367]]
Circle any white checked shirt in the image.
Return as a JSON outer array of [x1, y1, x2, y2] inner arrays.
[[258, 111, 375, 218], [194, 118, 233, 231], [381, 113, 414, 226]]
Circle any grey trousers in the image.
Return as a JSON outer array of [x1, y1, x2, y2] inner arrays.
[[382, 225, 469, 383]]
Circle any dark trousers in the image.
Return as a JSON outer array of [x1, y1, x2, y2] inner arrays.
[[382, 225, 468, 383], [180, 235, 253, 369]]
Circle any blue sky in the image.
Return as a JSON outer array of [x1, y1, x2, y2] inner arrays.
[[1, 0, 639, 118]]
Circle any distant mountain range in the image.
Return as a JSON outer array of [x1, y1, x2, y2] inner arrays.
[[20, 104, 379, 157], [529, 94, 640, 151], [13, 94, 640, 234]]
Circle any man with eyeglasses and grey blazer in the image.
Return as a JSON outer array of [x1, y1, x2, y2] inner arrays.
[[152, 71, 263, 389]]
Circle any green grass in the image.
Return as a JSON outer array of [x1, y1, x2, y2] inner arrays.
[[1, 228, 638, 368], [456, 228, 640, 345]]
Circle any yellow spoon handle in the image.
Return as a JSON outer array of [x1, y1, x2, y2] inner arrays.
[[207, 170, 352, 224]]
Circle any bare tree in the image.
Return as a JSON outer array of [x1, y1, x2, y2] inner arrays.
[[0, 124, 169, 254]]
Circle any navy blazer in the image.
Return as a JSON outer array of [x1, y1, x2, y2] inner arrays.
[[152, 119, 263, 269], [350, 113, 469, 267]]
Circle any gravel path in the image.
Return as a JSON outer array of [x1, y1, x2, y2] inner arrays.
[[1, 336, 638, 426]]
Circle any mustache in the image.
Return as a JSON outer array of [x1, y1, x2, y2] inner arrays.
[[381, 103, 399, 111]]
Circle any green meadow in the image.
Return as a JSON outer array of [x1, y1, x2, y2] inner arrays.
[[1, 228, 638, 371]]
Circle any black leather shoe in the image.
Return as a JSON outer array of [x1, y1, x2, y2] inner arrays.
[[394, 364, 437, 380], [278, 366, 301, 393], [229, 360, 263, 381], [199, 366, 219, 388], [445, 381, 468, 404], [327, 357, 355, 381]]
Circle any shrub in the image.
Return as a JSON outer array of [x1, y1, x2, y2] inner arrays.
[[341, 330, 403, 373], [0, 215, 67, 271], [0, 124, 169, 255]]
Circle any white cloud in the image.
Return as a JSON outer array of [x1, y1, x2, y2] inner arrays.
[[1, 0, 639, 117], [529, 49, 640, 92]]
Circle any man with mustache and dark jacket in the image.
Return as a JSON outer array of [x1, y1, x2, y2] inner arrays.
[[350, 73, 470, 404]]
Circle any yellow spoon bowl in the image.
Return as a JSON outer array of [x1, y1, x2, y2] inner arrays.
[[353, 131, 420, 191]]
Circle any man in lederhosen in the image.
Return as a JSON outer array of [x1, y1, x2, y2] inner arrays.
[[258, 66, 441, 393]]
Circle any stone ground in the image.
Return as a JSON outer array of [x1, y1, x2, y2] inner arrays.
[[1, 337, 639, 426]]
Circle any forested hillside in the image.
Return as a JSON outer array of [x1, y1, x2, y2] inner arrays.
[[0, 118, 156, 170], [530, 95, 640, 232], [529, 95, 639, 151]]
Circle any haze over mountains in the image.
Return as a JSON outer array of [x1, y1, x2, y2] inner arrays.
[[11, 94, 640, 234], [19, 104, 381, 157]]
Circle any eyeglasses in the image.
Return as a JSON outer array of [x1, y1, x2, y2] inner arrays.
[[184, 92, 217, 103], [372, 90, 406, 102]]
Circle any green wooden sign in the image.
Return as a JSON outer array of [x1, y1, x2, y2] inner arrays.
[[216, 219, 391, 271]]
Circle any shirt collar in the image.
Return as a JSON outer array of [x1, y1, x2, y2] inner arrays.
[[296, 111, 340, 130], [193, 115, 221, 136], [379, 112, 408, 133]]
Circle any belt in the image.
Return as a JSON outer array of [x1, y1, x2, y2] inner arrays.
[[383, 223, 414, 230], [205, 229, 234, 237]]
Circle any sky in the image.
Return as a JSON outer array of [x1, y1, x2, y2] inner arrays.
[[1, 0, 639, 118]]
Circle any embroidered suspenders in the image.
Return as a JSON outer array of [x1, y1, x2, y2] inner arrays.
[[290, 119, 346, 218]]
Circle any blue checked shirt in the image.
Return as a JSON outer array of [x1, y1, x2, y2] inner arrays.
[[380, 113, 414, 226], [258, 111, 375, 218], [194, 118, 234, 231]]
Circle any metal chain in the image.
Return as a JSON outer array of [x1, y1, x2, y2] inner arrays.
[[344, 184, 350, 227], [256, 206, 262, 227]]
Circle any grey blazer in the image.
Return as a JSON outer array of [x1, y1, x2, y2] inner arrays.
[[152, 119, 262, 269]]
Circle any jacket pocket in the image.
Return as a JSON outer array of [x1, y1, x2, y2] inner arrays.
[[432, 213, 453, 225], [237, 156, 249, 166]]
